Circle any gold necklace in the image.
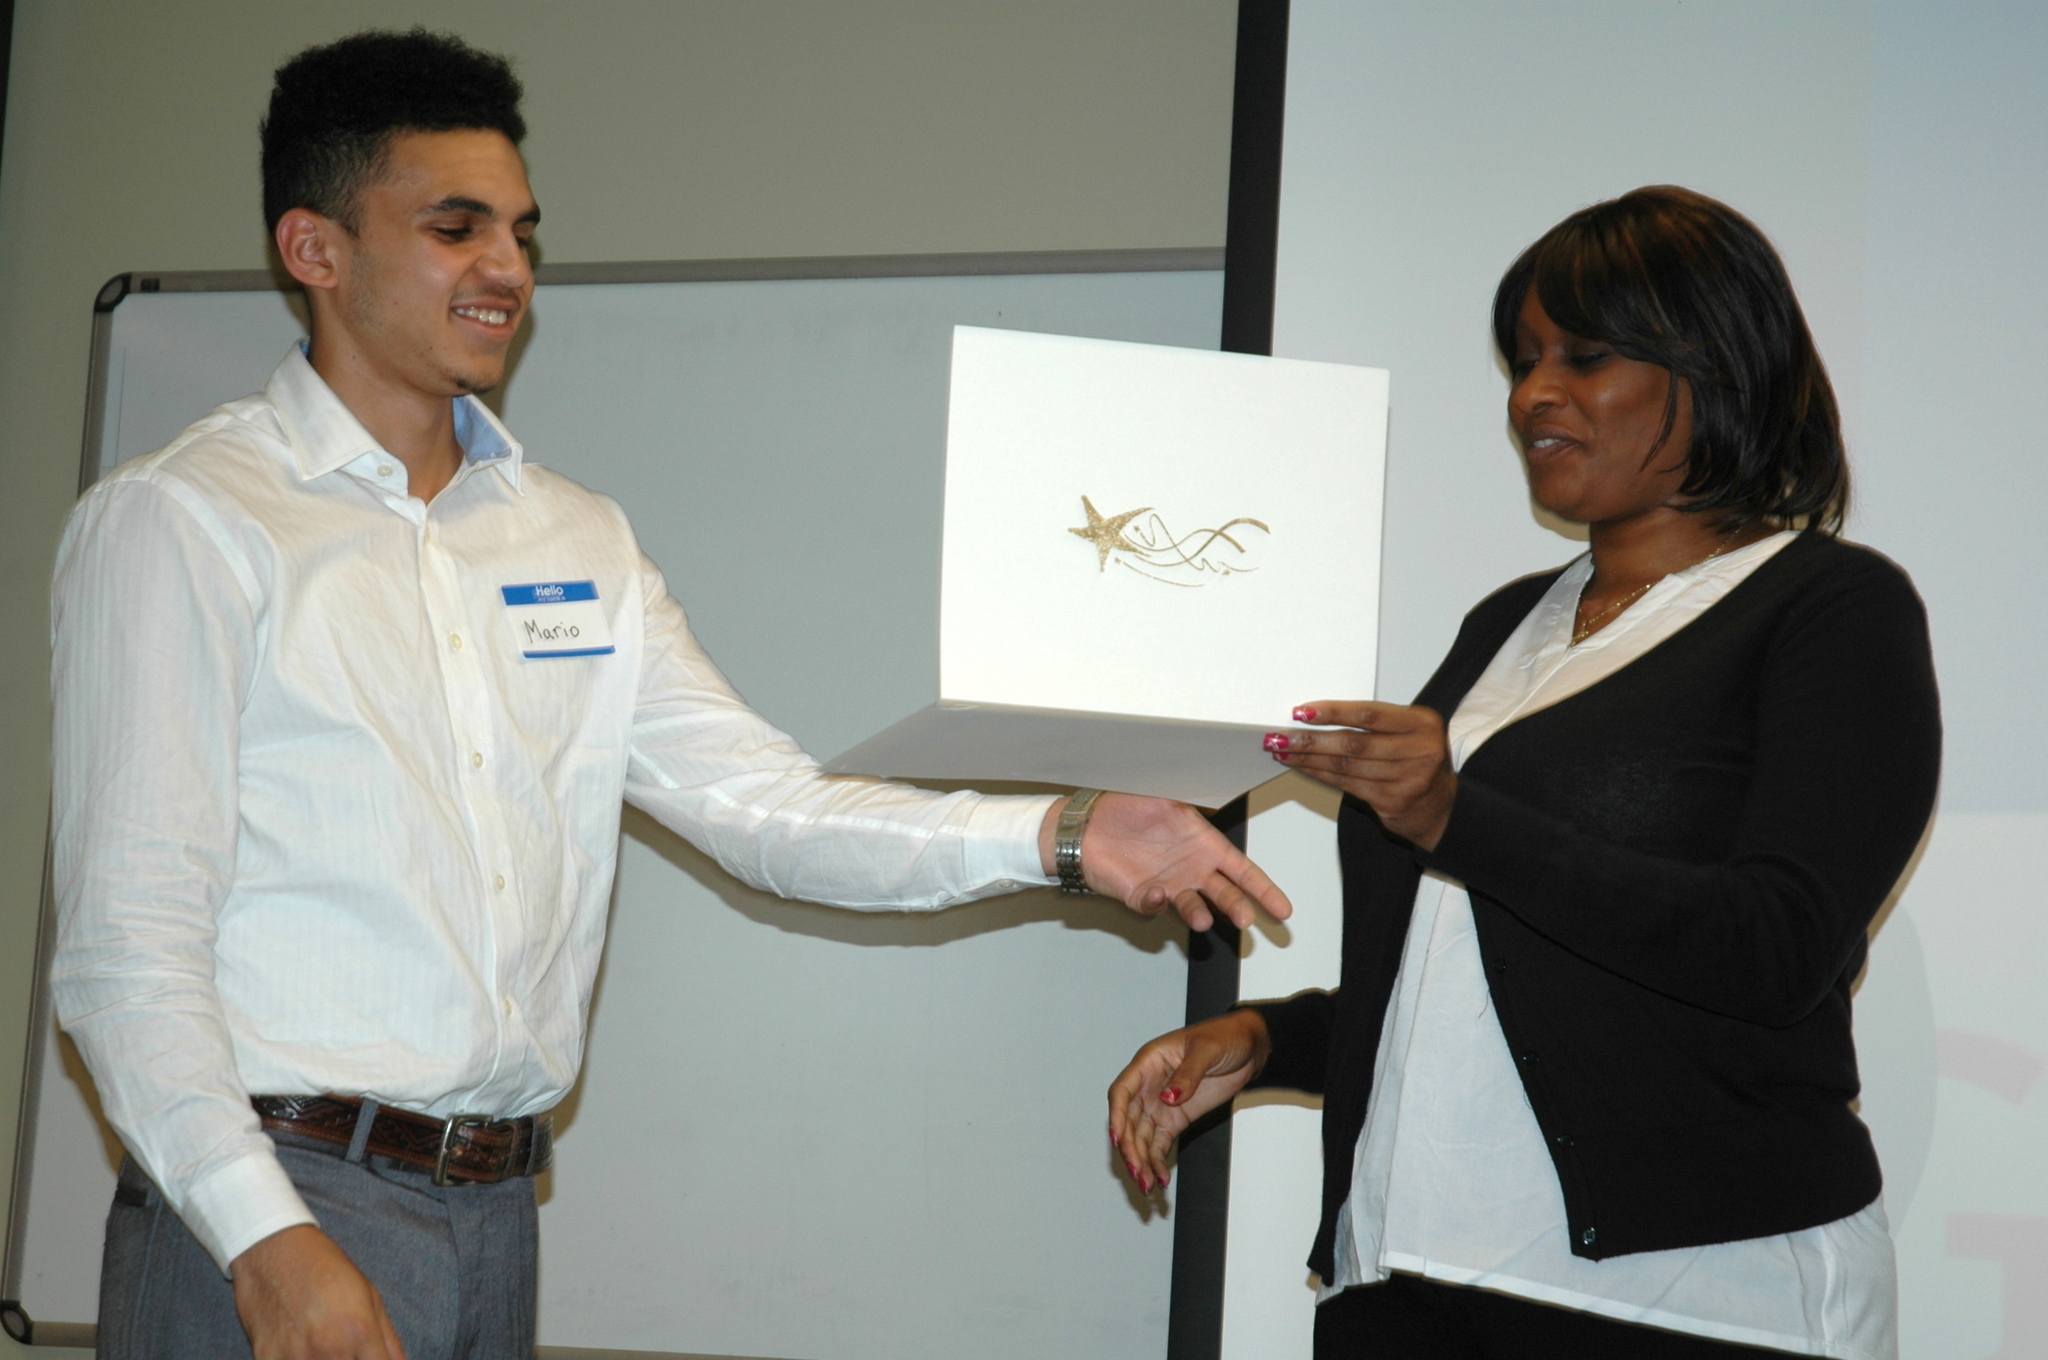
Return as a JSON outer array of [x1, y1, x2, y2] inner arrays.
[[1570, 536, 1751, 646], [1570, 579, 1657, 645]]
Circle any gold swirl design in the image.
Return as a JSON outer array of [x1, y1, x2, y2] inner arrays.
[[1067, 495, 1270, 587]]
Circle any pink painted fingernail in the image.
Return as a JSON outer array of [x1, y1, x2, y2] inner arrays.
[[1140, 1174, 1153, 1193], [1293, 706, 1318, 722], [1263, 733, 1290, 752], [1162, 1087, 1181, 1105], [1110, 1129, 1121, 1148]]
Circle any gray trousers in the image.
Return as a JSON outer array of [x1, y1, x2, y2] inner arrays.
[[96, 1124, 538, 1359]]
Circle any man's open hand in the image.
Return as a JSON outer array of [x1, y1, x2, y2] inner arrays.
[[1040, 793, 1293, 931]]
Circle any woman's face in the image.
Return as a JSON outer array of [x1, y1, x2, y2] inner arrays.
[[1507, 291, 1693, 528]]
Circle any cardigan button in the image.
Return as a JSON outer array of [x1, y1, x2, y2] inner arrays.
[[1580, 1227, 1598, 1247], [1552, 1133, 1573, 1148], [1518, 1051, 1539, 1064]]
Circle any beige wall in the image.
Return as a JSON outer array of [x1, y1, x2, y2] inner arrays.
[[0, 2, 1234, 1353]]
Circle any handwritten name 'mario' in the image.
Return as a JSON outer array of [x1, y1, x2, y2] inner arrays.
[[523, 618, 582, 643]]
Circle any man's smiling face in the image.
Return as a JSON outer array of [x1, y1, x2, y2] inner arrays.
[[327, 127, 540, 401]]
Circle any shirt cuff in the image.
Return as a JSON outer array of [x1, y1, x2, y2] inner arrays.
[[179, 1145, 317, 1275], [960, 793, 1062, 892]]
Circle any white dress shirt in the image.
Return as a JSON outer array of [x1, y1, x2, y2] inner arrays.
[[1323, 531, 1898, 1359], [49, 346, 1056, 1272]]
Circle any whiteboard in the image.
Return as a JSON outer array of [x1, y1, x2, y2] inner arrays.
[[5, 255, 1225, 1357]]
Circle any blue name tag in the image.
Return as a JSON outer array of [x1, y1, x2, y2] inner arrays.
[[500, 580, 616, 659]]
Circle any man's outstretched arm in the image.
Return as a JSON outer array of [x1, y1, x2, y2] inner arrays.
[[622, 541, 1290, 926]]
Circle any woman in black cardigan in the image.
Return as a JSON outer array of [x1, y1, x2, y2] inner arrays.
[[1108, 188, 1940, 1358]]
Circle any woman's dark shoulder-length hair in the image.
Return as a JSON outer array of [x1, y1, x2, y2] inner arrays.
[[1491, 185, 1848, 533]]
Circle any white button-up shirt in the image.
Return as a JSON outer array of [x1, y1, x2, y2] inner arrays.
[[50, 347, 1054, 1271], [1326, 532, 1896, 1359]]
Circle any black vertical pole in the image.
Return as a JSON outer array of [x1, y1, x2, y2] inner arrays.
[[1165, 3, 1289, 1358], [0, 0, 16, 189], [1218, 0, 1290, 363]]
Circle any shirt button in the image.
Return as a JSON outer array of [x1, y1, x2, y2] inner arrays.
[[470, 751, 485, 769], [494, 873, 507, 892], [503, 996, 514, 1017], [449, 632, 464, 651], [1580, 1227, 1598, 1247], [377, 464, 395, 478]]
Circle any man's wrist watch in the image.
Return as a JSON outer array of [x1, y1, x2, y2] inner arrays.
[[1054, 789, 1104, 896]]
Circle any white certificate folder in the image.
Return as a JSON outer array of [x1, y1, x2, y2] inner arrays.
[[826, 325, 1387, 807]]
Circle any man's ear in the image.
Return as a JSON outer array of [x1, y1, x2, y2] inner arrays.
[[275, 208, 346, 293]]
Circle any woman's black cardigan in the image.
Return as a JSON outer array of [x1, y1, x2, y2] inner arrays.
[[1247, 532, 1941, 1280]]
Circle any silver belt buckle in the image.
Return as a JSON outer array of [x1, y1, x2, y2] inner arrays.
[[434, 1113, 493, 1186]]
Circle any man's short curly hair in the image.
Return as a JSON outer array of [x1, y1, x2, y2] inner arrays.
[[260, 28, 526, 234]]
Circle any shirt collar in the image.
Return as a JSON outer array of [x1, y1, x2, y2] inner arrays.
[[265, 343, 526, 491]]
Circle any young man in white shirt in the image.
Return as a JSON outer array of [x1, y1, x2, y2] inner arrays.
[[49, 29, 1287, 1360]]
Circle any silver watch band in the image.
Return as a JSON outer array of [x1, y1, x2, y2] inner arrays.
[[1054, 789, 1105, 896]]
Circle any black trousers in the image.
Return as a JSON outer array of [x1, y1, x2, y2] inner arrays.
[[1314, 1274, 1805, 1359]]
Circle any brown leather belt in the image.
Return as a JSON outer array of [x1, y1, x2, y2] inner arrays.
[[253, 1094, 552, 1187]]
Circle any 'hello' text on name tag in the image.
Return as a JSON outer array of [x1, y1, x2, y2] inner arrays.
[[500, 580, 616, 659]]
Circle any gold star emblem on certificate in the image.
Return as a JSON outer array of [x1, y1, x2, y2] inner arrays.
[[1068, 495, 1153, 572], [1068, 494, 1271, 586]]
